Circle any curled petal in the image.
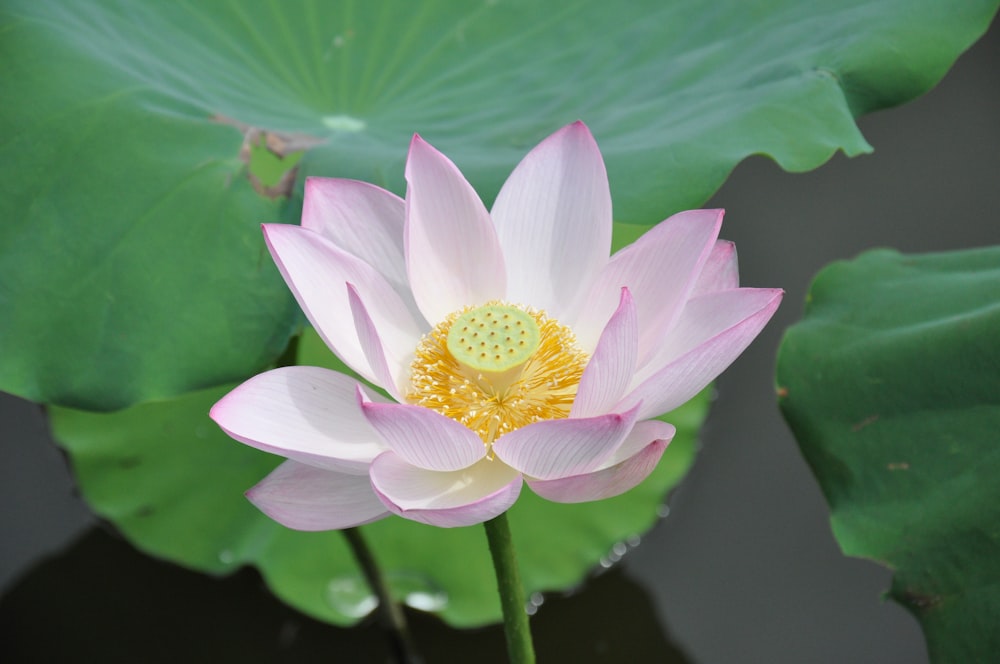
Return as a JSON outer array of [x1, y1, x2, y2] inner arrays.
[[573, 209, 723, 359], [347, 283, 405, 399], [527, 420, 674, 503], [370, 453, 523, 527], [621, 288, 783, 419], [491, 121, 612, 319], [492, 407, 639, 480], [571, 287, 638, 419], [210, 366, 386, 474], [359, 390, 487, 471], [263, 224, 424, 384], [405, 135, 506, 324], [247, 461, 389, 531], [528, 440, 668, 504]]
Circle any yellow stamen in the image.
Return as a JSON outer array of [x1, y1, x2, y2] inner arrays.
[[407, 301, 588, 448]]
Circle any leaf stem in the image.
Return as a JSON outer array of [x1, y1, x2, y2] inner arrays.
[[342, 527, 422, 664], [484, 512, 536, 664]]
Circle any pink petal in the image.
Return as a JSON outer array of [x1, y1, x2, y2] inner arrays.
[[247, 460, 389, 531], [404, 135, 506, 324], [527, 420, 673, 503], [601, 418, 676, 466], [527, 438, 668, 504], [490, 121, 612, 319], [359, 392, 487, 471], [570, 287, 638, 418], [369, 453, 523, 527], [573, 210, 723, 358], [263, 224, 425, 385], [690, 240, 739, 296], [210, 366, 387, 474], [300, 178, 414, 311], [620, 288, 783, 419], [347, 283, 404, 399], [491, 407, 639, 480]]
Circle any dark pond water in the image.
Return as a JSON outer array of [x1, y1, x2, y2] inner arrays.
[[2, 19, 997, 664]]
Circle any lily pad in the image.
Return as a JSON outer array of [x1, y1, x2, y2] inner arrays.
[[49, 327, 708, 626], [2, 0, 997, 409], [777, 247, 1000, 662]]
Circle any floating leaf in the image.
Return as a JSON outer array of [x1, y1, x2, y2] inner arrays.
[[777, 247, 1000, 662], [3, 0, 996, 408]]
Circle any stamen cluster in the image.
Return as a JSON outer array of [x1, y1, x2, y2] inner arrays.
[[407, 301, 588, 446]]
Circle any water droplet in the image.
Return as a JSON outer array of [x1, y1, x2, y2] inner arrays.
[[327, 574, 378, 618], [612, 541, 628, 557], [322, 114, 366, 133], [656, 504, 671, 518], [626, 534, 641, 547], [390, 572, 448, 612], [218, 549, 235, 564], [525, 592, 545, 615]]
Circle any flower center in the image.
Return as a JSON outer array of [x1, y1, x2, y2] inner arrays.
[[407, 302, 588, 447]]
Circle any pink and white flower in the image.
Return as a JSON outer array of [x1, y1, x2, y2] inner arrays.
[[210, 121, 782, 529]]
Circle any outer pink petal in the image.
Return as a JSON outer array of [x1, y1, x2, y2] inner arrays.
[[300, 178, 415, 310], [526, 420, 674, 503], [263, 224, 424, 385], [347, 283, 403, 400], [210, 366, 387, 474], [527, 439, 668, 504], [369, 453, 523, 527], [600, 419, 676, 466], [490, 121, 612, 319], [492, 406, 639, 480], [690, 240, 739, 297], [570, 288, 638, 418], [573, 209, 723, 358], [620, 288, 783, 419], [247, 460, 389, 531], [404, 135, 506, 324], [359, 392, 487, 471]]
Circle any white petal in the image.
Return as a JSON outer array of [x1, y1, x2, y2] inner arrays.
[[247, 460, 389, 531], [360, 395, 487, 472], [491, 121, 612, 319], [571, 287, 638, 418], [300, 178, 413, 308], [210, 366, 387, 474], [404, 135, 506, 324], [263, 224, 425, 385], [573, 209, 723, 359], [492, 407, 639, 480], [621, 288, 783, 419], [370, 453, 523, 527]]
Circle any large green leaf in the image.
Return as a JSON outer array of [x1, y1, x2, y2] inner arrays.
[[48, 326, 709, 627], [2, 0, 996, 409], [777, 247, 1000, 662]]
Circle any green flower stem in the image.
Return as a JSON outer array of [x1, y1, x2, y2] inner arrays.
[[484, 512, 536, 664], [342, 527, 422, 664]]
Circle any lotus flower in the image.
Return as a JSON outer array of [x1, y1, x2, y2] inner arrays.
[[210, 121, 782, 529]]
